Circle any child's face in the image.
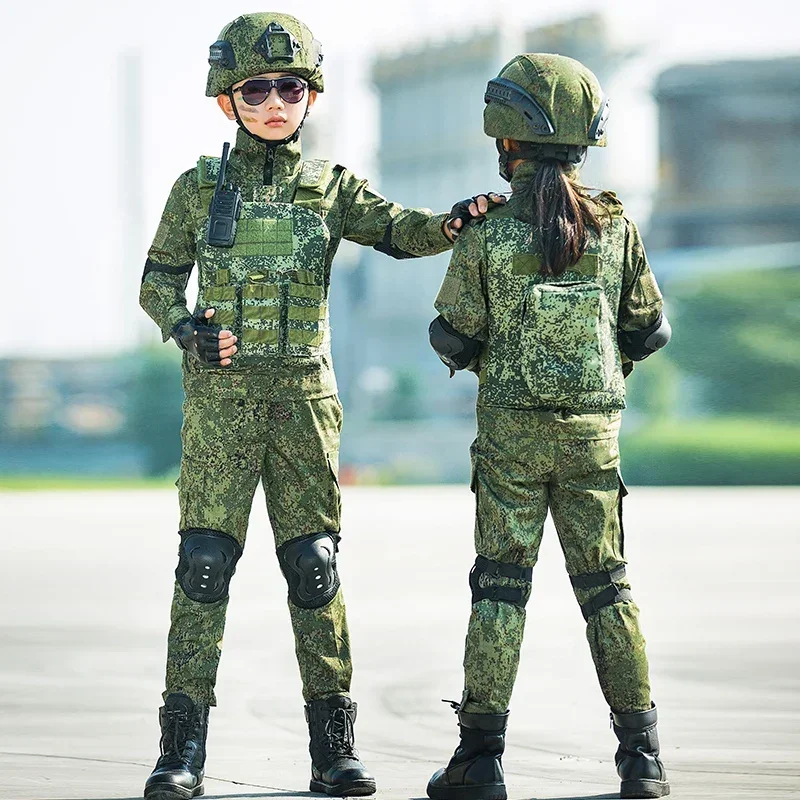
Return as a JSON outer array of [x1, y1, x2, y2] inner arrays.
[[217, 71, 317, 141]]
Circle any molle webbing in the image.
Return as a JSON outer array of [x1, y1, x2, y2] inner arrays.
[[470, 555, 532, 608]]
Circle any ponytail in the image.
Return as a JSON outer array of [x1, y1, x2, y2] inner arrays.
[[517, 159, 605, 277]]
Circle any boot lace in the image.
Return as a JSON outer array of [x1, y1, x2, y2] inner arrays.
[[161, 708, 190, 761], [324, 707, 357, 757]]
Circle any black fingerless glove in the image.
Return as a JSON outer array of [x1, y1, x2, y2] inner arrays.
[[446, 194, 503, 238], [171, 313, 222, 365]]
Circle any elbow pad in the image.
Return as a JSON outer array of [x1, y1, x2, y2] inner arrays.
[[617, 312, 672, 361], [429, 315, 481, 371]]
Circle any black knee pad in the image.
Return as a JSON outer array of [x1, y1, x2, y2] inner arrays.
[[469, 555, 532, 609], [570, 564, 632, 621], [277, 532, 340, 609], [176, 528, 243, 603]]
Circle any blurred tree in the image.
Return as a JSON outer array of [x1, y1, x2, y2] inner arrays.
[[128, 347, 183, 476], [383, 368, 422, 421], [625, 353, 681, 420], [669, 267, 800, 418]]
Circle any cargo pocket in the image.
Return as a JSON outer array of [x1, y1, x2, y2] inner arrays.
[[617, 470, 628, 559], [287, 280, 326, 354], [520, 281, 616, 400], [240, 283, 280, 354], [468, 439, 481, 499], [326, 451, 342, 526], [199, 285, 237, 329]]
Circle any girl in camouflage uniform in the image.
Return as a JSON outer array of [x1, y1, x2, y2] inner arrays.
[[139, 13, 495, 800], [427, 55, 672, 800]]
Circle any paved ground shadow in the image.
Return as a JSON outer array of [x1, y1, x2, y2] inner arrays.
[[410, 795, 618, 800], [66, 794, 315, 800], [528, 794, 618, 800]]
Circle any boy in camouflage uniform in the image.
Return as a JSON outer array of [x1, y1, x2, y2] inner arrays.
[[426, 55, 672, 800], [139, 13, 496, 800]]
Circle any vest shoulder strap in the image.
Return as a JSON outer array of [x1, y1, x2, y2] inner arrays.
[[196, 156, 221, 216], [294, 159, 334, 214]]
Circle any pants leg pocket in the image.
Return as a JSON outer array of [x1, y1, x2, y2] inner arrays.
[[617, 469, 628, 559], [326, 451, 342, 531], [469, 439, 479, 494]]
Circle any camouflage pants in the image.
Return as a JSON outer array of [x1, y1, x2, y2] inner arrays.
[[165, 392, 350, 706], [462, 406, 651, 716]]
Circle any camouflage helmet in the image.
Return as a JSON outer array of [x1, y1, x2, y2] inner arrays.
[[484, 54, 609, 147], [206, 13, 324, 97]]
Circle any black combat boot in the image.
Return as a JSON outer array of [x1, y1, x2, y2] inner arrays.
[[305, 695, 376, 796], [144, 693, 208, 800], [427, 707, 509, 800], [612, 703, 670, 798]]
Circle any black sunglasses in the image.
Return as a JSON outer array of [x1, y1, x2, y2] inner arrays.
[[233, 76, 307, 106]]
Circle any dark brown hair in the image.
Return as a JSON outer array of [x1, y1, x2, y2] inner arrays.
[[515, 157, 606, 277]]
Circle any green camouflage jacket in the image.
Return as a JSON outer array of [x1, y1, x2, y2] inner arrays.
[[434, 162, 663, 412], [140, 128, 451, 399]]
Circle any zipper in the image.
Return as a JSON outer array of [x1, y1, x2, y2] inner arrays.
[[264, 146, 276, 185]]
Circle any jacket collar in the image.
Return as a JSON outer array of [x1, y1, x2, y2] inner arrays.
[[230, 127, 303, 185]]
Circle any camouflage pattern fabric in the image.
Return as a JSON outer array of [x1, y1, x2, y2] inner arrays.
[[462, 406, 651, 716], [206, 12, 325, 96], [434, 161, 665, 717], [142, 127, 451, 707], [434, 161, 663, 412], [483, 54, 607, 147], [141, 127, 451, 400], [167, 393, 348, 705]]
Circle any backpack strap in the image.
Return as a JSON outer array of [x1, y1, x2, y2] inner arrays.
[[293, 159, 334, 216]]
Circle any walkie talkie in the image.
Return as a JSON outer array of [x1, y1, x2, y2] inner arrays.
[[206, 142, 242, 247]]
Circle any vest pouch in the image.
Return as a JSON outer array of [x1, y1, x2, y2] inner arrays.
[[520, 281, 616, 399], [287, 279, 327, 354], [240, 282, 281, 354], [197, 285, 237, 330]]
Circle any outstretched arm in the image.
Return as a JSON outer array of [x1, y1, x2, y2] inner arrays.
[[340, 170, 501, 259]]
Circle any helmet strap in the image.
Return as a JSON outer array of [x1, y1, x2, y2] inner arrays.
[[227, 88, 310, 147], [496, 139, 513, 182]]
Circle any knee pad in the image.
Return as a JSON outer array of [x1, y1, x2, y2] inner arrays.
[[176, 528, 243, 603], [278, 532, 340, 609], [570, 563, 632, 621], [469, 555, 532, 609]]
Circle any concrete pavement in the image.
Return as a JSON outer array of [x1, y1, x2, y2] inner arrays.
[[1, 486, 798, 799]]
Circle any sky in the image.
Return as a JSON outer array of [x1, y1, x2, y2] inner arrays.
[[4, 0, 799, 357]]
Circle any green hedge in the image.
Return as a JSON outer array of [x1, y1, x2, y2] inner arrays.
[[620, 417, 800, 485]]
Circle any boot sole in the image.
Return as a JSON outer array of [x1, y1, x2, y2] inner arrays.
[[310, 778, 377, 797], [427, 783, 507, 800], [621, 778, 670, 798], [144, 783, 204, 800]]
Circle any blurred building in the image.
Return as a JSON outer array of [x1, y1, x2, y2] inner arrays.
[[332, 15, 628, 480], [0, 353, 182, 478], [649, 56, 800, 249]]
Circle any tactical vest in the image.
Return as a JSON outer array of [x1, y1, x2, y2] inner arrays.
[[192, 156, 333, 363], [480, 213, 627, 412]]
